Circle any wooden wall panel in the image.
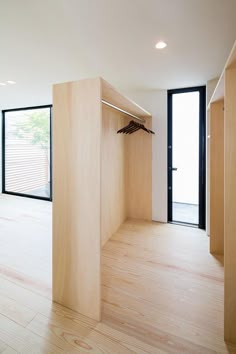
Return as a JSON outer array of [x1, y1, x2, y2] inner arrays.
[[101, 106, 127, 247], [101, 78, 151, 120], [52, 77, 152, 322], [52, 78, 102, 321], [210, 100, 224, 255], [126, 119, 152, 221], [224, 66, 236, 344]]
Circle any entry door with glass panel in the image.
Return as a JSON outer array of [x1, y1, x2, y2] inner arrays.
[[168, 87, 206, 229], [2, 105, 52, 201]]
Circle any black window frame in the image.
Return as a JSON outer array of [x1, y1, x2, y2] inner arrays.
[[167, 86, 206, 229], [2, 104, 53, 202]]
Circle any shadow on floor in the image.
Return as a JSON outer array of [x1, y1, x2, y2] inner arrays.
[[211, 254, 224, 267]]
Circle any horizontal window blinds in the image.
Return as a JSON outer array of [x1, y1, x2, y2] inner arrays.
[[4, 107, 51, 199]]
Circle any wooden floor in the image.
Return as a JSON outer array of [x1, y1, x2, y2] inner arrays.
[[0, 195, 235, 353], [0, 194, 51, 297]]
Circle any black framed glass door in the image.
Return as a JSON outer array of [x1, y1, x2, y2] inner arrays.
[[167, 86, 206, 229], [2, 105, 52, 201]]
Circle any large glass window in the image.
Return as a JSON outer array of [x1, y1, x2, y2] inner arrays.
[[172, 91, 199, 224], [168, 86, 206, 229], [2, 106, 52, 200]]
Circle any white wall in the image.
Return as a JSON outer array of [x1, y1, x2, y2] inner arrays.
[[127, 83, 217, 227], [207, 78, 219, 105], [124, 90, 168, 223]]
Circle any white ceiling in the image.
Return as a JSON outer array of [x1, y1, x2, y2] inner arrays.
[[0, 0, 236, 108]]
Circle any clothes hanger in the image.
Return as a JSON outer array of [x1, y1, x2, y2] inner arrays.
[[117, 120, 155, 135], [139, 123, 155, 134], [125, 121, 140, 134], [125, 121, 139, 134], [117, 121, 134, 133], [118, 120, 136, 134]]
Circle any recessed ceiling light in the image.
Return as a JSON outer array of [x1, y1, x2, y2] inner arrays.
[[0, 82, 6, 86], [7, 80, 16, 84], [155, 41, 167, 49]]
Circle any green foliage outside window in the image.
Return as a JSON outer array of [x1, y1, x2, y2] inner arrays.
[[13, 110, 49, 150]]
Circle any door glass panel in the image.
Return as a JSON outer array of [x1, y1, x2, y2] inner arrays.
[[172, 92, 199, 224], [4, 107, 51, 199]]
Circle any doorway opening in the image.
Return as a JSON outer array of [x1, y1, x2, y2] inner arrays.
[[167, 86, 206, 229]]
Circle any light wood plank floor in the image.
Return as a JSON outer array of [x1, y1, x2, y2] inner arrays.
[[0, 195, 235, 353], [0, 194, 51, 297]]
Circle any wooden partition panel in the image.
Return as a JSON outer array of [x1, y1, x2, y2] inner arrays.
[[53, 78, 102, 321], [225, 66, 236, 343], [210, 100, 224, 255], [101, 78, 151, 120], [101, 106, 127, 247], [53, 77, 152, 321], [101, 105, 152, 245], [126, 119, 152, 220]]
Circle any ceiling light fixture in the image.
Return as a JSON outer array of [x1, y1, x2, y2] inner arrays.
[[0, 82, 6, 86], [7, 80, 16, 84], [155, 41, 167, 49]]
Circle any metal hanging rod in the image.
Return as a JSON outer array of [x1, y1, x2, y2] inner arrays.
[[101, 100, 146, 123]]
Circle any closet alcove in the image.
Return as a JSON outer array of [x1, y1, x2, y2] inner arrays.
[[209, 40, 236, 344], [52, 77, 152, 321]]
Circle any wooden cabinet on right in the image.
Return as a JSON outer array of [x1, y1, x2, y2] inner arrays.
[[210, 99, 224, 255], [208, 40, 236, 345]]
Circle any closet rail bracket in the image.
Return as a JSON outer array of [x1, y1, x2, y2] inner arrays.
[[101, 100, 146, 123]]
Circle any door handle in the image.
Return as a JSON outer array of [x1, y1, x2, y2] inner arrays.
[[169, 167, 178, 171]]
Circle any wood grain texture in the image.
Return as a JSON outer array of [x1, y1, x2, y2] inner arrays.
[[126, 119, 152, 220], [210, 100, 224, 255], [0, 313, 66, 354], [101, 78, 151, 120], [208, 40, 236, 107], [0, 277, 158, 353], [53, 78, 102, 321], [53, 77, 153, 321], [101, 104, 152, 246], [101, 105, 127, 247], [224, 66, 236, 344], [102, 220, 236, 353], [0, 197, 236, 352], [0, 294, 36, 327], [0, 194, 51, 292], [2, 348, 19, 354], [26, 312, 134, 353]]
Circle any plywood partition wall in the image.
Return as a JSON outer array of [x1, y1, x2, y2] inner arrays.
[[208, 41, 236, 344], [224, 65, 236, 344], [101, 105, 152, 246], [126, 119, 152, 220], [53, 78, 102, 321], [210, 100, 224, 255], [101, 106, 127, 247], [53, 77, 152, 321]]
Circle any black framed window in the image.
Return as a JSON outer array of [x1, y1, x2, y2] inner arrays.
[[167, 86, 206, 229], [2, 105, 52, 201]]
